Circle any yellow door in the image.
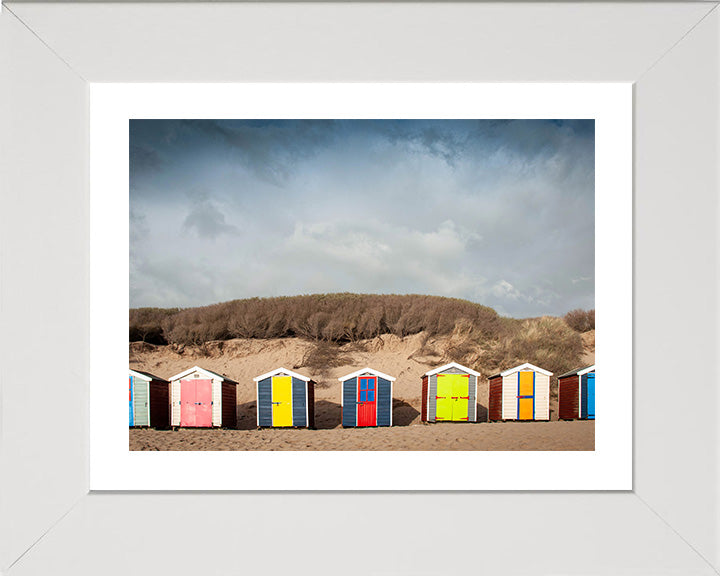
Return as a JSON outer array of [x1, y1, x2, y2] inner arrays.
[[518, 371, 534, 420], [272, 376, 293, 426], [450, 374, 469, 421], [435, 375, 453, 421], [436, 374, 469, 421]]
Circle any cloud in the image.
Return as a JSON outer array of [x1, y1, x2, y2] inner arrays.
[[492, 280, 521, 300], [178, 119, 337, 185], [130, 144, 163, 174], [283, 218, 479, 272], [271, 218, 485, 300], [182, 197, 239, 239], [129, 120, 595, 316]]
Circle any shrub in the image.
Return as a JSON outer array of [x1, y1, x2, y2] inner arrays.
[[128, 307, 179, 344], [130, 293, 501, 346], [564, 309, 595, 333], [481, 316, 584, 379]]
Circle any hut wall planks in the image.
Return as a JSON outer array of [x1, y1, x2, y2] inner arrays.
[[221, 382, 237, 428], [291, 377, 307, 428], [257, 377, 272, 427], [377, 377, 392, 426], [533, 372, 550, 420], [427, 374, 438, 422], [489, 377, 503, 421], [342, 377, 357, 427], [171, 380, 181, 426], [211, 377, 222, 427], [559, 375, 580, 420], [502, 372, 519, 420], [148, 380, 170, 428], [421, 375, 429, 423]]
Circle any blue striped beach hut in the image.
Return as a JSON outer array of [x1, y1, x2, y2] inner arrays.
[[253, 368, 315, 428], [338, 368, 395, 427]]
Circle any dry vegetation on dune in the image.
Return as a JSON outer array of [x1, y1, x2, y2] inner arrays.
[[563, 308, 595, 333], [130, 293, 501, 345], [130, 294, 594, 383]]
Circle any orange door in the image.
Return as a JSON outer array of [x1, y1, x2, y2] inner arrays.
[[517, 371, 535, 420]]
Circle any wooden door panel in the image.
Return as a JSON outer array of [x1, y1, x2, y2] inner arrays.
[[435, 375, 453, 421], [129, 377, 134, 426], [518, 371, 534, 396], [518, 397, 534, 420], [180, 379, 196, 427], [357, 377, 377, 426], [586, 373, 595, 419], [194, 379, 213, 427], [451, 374, 469, 421], [272, 376, 293, 426], [517, 371, 535, 420], [133, 380, 149, 427]]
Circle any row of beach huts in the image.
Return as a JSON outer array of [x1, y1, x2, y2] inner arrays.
[[129, 362, 596, 429]]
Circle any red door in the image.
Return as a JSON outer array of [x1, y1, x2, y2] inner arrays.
[[357, 376, 377, 427], [181, 379, 213, 427]]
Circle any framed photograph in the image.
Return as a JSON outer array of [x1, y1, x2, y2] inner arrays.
[[91, 82, 630, 491], [2, 2, 718, 574]]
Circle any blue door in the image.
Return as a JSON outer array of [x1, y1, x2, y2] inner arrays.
[[586, 372, 595, 419], [129, 376, 134, 426]]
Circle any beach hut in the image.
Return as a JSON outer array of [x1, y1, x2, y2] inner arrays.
[[129, 369, 170, 428], [488, 362, 552, 421], [168, 366, 238, 428], [338, 368, 395, 427], [421, 362, 480, 423], [558, 365, 595, 420], [253, 368, 315, 428]]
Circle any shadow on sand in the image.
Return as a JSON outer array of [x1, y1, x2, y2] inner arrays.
[[235, 399, 344, 430], [236, 401, 259, 430], [235, 398, 488, 428], [392, 399, 420, 426], [314, 400, 342, 430], [477, 403, 489, 423]]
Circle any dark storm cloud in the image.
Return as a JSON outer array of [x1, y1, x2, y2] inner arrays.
[[129, 143, 163, 174], [179, 119, 338, 185], [183, 196, 239, 239], [130, 119, 595, 317]]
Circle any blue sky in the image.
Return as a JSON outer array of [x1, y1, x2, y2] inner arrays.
[[130, 119, 594, 317]]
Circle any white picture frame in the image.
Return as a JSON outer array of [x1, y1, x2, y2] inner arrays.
[[2, 2, 718, 574]]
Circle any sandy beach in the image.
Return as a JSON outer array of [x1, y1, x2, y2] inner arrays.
[[130, 419, 594, 451]]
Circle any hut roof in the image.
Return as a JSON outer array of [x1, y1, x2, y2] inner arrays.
[[338, 367, 396, 382], [253, 367, 312, 382], [558, 365, 596, 378], [488, 362, 554, 379], [424, 362, 481, 377], [129, 369, 169, 383], [168, 365, 238, 384]]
